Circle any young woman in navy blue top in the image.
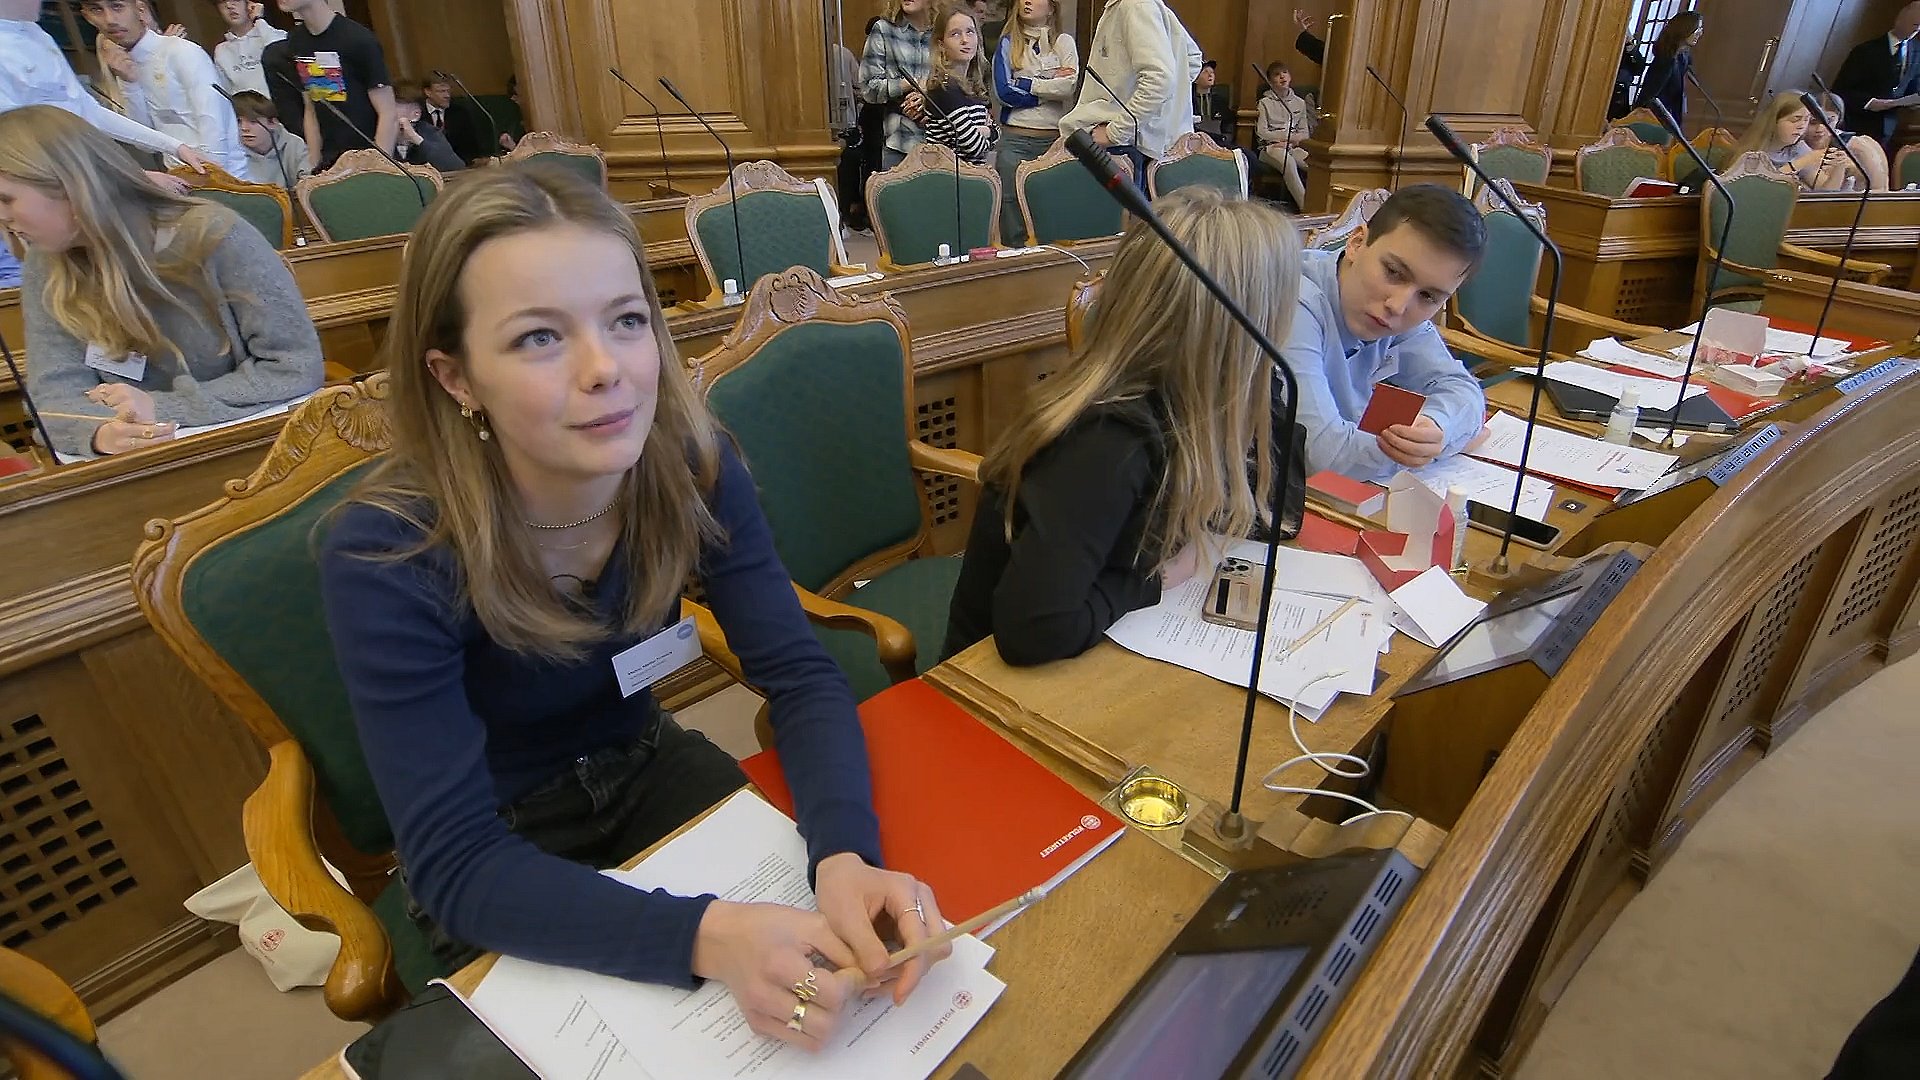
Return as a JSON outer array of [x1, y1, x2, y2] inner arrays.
[[317, 165, 949, 1050]]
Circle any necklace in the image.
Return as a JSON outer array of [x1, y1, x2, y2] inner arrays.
[[524, 499, 617, 531]]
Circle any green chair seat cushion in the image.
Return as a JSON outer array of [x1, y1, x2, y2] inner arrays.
[[873, 173, 995, 264], [1621, 121, 1670, 146], [814, 555, 964, 702], [1478, 145, 1551, 187], [1579, 146, 1664, 197], [705, 321, 924, 592], [180, 464, 392, 855], [695, 189, 835, 291], [1900, 151, 1920, 189], [371, 877, 449, 995], [199, 190, 287, 249], [307, 174, 438, 241], [1022, 161, 1125, 244], [1153, 154, 1242, 198]]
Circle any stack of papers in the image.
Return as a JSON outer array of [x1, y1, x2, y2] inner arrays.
[[1471, 412, 1677, 490], [1540, 361, 1711, 411], [1578, 338, 1692, 378], [1402, 456, 1555, 523], [1104, 540, 1394, 715], [1670, 323, 1851, 358], [463, 792, 1005, 1079], [171, 391, 320, 440]]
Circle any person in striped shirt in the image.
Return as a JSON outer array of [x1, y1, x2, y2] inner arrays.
[[922, 2, 996, 165]]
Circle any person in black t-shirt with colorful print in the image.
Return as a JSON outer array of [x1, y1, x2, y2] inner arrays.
[[277, 0, 394, 169]]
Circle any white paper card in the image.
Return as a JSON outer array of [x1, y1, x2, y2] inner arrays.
[[1388, 566, 1486, 648], [1402, 456, 1554, 524], [1472, 412, 1677, 490], [1540, 361, 1710, 412], [1379, 474, 1445, 573], [1577, 337, 1690, 378], [84, 343, 147, 381], [610, 617, 702, 698]]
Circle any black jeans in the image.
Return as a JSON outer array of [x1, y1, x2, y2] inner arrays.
[[1828, 946, 1920, 1079], [399, 712, 749, 974]]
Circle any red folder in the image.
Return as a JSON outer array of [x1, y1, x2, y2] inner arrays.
[[740, 680, 1123, 928]]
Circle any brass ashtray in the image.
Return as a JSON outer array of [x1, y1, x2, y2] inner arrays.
[[1117, 773, 1189, 829]]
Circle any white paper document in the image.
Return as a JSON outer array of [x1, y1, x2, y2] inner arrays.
[[1471, 411, 1677, 490], [1670, 323, 1850, 358], [468, 792, 1004, 1080], [1387, 566, 1487, 648], [1634, 425, 1690, 448], [1402, 456, 1554, 524], [171, 391, 320, 440], [1540, 361, 1710, 412], [1105, 557, 1392, 711], [1578, 337, 1691, 378]]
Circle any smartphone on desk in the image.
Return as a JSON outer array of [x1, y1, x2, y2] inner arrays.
[[1465, 500, 1563, 550], [340, 984, 536, 1080], [1200, 557, 1265, 631]]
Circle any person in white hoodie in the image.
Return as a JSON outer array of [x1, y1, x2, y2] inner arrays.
[[1058, 0, 1201, 189], [991, 0, 1077, 244]]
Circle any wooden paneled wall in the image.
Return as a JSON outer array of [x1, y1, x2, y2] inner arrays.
[[363, 0, 518, 94]]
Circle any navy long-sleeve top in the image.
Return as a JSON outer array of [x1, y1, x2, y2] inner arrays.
[[317, 441, 883, 988]]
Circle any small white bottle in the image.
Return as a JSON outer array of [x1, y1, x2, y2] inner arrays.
[[1446, 486, 1470, 570], [936, 243, 952, 265], [721, 278, 744, 307], [1605, 387, 1641, 445]]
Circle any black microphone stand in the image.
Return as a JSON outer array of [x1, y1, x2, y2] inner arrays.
[[1427, 116, 1560, 572], [436, 69, 501, 165], [660, 77, 747, 300], [273, 72, 425, 209], [1799, 92, 1873, 362], [0, 324, 55, 467], [1081, 66, 1143, 184], [1651, 99, 1734, 447], [1683, 69, 1728, 137], [898, 69, 967, 261], [1062, 129, 1300, 843], [610, 68, 679, 199], [210, 82, 294, 191], [1366, 65, 1409, 190]]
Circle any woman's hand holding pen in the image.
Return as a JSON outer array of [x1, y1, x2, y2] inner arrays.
[[690, 900, 868, 1052], [85, 384, 175, 455], [813, 852, 951, 1005]]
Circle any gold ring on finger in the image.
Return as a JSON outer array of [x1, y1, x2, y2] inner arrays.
[[792, 969, 820, 1002], [786, 1000, 807, 1033]]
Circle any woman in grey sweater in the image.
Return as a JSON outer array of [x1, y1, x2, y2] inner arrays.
[[0, 105, 322, 461]]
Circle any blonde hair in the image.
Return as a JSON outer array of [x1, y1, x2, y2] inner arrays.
[[1001, 0, 1059, 75], [930, 3, 990, 98], [0, 105, 231, 365], [1732, 91, 1810, 159], [983, 188, 1302, 567], [349, 165, 722, 660]]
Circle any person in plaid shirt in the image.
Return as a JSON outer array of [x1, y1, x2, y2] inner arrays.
[[861, 0, 935, 168]]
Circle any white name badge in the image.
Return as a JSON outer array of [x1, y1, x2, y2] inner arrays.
[[611, 616, 702, 698], [84, 344, 147, 382]]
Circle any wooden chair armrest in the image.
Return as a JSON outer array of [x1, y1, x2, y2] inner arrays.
[[1778, 242, 1890, 284], [243, 740, 401, 1023], [909, 440, 983, 482], [1531, 295, 1663, 340], [1438, 326, 1552, 370], [681, 598, 746, 685], [830, 263, 873, 277], [0, 948, 93, 1046], [792, 583, 918, 685]]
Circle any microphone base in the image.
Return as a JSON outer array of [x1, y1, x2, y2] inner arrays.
[[1214, 810, 1257, 849]]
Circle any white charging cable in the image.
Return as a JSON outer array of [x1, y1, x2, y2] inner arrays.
[[1260, 668, 1415, 827]]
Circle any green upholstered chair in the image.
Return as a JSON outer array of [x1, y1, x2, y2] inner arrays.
[[1574, 127, 1666, 198], [686, 160, 858, 302], [296, 150, 443, 243], [1695, 152, 1890, 312], [1467, 127, 1552, 195], [1149, 131, 1248, 199], [1445, 180, 1659, 368], [501, 130, 608, 189], [1895, 144, 1920, 190], [1667, 128, 1736, 191], [1302, 187, 1389, 252], [1017, 136, 1132, 245], [174, 164, 295, 249], [695, 266, 981, 702], [1611, 108, 1672, 147], [867, 143, 1000, 269]]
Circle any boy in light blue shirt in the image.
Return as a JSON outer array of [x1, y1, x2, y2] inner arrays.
[[1283, 184, 1488, 482]]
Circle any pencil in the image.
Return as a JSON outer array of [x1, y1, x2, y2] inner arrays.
[[845, 885, 1050, 975], [38, 411, 117, 423], [1276, 597, 1361, 660]]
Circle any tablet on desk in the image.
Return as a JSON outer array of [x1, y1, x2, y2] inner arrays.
[[1543, 379, 1735, 432]]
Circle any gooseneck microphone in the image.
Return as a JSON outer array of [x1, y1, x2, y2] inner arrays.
[[896, 69, 966, 261], [1426, 115, 1560, 572], [1081, 65, 1142, 161], [212, 82, 292, 189], [1799, 91, 1872, 361], [609, 68, 678, 199], [1366, 65, 1409, 190], [1062, 129, 1301, 842], [434, 69, 500, 163], [272, 71, 425, 209], [0, 322, 55, 467], [1651, 99, 1734, 447], [1682, 68, 1727, 139], [659, 77, 747, 299]]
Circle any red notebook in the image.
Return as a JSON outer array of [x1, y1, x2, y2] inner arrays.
[[740, 680, 1123, 930], [1358, 384, 1426, 435]]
